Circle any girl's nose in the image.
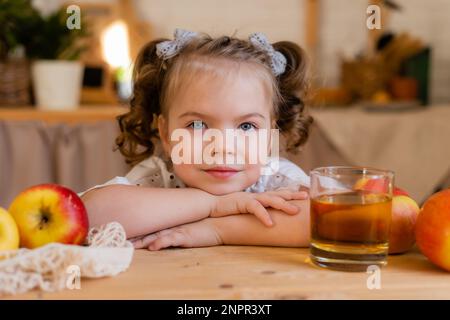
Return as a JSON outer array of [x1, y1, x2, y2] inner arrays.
[[211, 143, 235, 156]]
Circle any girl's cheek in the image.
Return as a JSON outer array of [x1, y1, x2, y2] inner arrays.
[[167, 136, 196, 165], [171, 163, 198, 186], [242, 136, 272, 166], [245, 163, 263, 180]]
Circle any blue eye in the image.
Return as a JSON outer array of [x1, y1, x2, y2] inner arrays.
[[188, 120, 207, 130], [239, 122, 257, 131]]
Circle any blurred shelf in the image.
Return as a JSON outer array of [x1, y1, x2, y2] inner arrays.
[[0, 105, 128, 123]]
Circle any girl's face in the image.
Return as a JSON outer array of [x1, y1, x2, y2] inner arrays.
[[158, 62, 274, 195]]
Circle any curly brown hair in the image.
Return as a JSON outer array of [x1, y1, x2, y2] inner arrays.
[[115, 32, 313, 166]]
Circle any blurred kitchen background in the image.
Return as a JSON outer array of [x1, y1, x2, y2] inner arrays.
[[1, 0, 449, 207]]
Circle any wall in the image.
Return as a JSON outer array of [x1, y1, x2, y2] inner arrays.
[[390, 0, 450, 104], [134, 0, 305, 42], [317, 0, 450, 104], [32, 0, 450, 104]]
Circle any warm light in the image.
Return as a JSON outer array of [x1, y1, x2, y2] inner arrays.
[[102, 20, 131, 68]]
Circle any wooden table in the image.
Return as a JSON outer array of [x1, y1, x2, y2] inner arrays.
[[7, 246, 450, 300]]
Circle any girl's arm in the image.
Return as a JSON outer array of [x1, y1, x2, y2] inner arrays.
[[81, 185, 306, 239], [81, 185, 216, 238], [133, 199, 310, 250], [212, 199, 310, 247]]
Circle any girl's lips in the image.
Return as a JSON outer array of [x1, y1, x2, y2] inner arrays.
[[204, 167, 241, 179]]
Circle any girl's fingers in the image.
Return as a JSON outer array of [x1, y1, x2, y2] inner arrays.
[[132, 229, 176, 249], [132, 233, 158, 248], [255, 194, 299, 215], [148, 230, 187, 251], [132, 239, 146, 249], [292, 191, 309, 200], [156, 229, 174, 236], [264, 190, 309, 201], [265, 190, 294, 199], [245, 199, 273, 227]]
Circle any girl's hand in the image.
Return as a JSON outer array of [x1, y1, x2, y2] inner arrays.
[[211, 190, 308, 227], [131, 219, 222, 251]]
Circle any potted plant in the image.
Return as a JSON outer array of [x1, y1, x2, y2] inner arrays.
[[0, 0, 40, 106], [23, 7, 88, 110]]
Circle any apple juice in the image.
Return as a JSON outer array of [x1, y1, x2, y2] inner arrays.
[[310, 191, 392, 271]]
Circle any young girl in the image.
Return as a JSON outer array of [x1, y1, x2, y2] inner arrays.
[[79, 29, 313, 251]]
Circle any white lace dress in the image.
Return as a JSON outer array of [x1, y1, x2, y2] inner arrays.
[[78, 156, 311, 197]]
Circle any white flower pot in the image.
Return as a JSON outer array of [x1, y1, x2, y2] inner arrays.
[[32, 60, 83, 110]]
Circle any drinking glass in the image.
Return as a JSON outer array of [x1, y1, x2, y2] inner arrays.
[[309, 166, 394, 271]]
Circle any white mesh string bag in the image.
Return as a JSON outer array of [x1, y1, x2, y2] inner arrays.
[[0, 222, 134, 296]]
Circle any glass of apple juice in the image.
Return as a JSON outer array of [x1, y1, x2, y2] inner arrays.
[[309, 166, 394, 272]]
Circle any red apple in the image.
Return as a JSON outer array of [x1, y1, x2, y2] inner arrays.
[[354, 178, 419, 254], [8, 184, 89, 249], [388, 195, 420, 254], [355, 178, 409, 197], [415, 189, 450, 271], [393, 187, 409, 197], [354, 177, 389, 193]]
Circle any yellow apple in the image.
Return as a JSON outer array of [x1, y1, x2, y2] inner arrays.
[[354, 178, 420, 254], [0, 207, 20, 251]]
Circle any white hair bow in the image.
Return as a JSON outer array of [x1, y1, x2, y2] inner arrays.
[[156, 28, 199, 60], [156, 29, 287, 76], [249, 32, 287, 76]]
